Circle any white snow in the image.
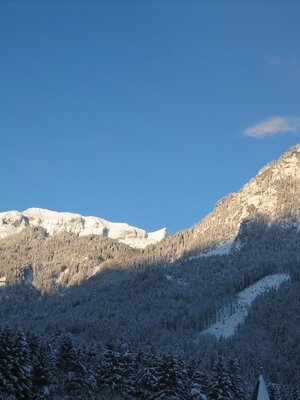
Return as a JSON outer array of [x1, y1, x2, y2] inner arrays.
[[182, 239, 235, 263], [201, 239, 234, 257], [0, 208, 167, 249], [202, 273, 290, 339]]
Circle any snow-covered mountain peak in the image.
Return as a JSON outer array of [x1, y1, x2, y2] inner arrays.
[[187, 144, 300, 255], [0, 208, 168, 249]]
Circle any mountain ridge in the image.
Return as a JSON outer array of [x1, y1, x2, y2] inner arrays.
[[0, 207, 168, 249], [0, 146, 299, 387], [159, 143, 300, 259], [1, 144, 299, 256]]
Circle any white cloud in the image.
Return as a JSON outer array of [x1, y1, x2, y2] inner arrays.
[[244, 116, 300, 138]]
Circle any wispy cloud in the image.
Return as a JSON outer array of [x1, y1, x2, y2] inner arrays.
[[244, 116, 300, 138]]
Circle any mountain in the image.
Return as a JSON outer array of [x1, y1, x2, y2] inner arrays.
[[0, 145, 299, 388], [0, 207, 167, 249], [1, 144, 298, 257], [149, 143, 300, 260], [192, 143, 300, 253], [0, 145, 299, 289]]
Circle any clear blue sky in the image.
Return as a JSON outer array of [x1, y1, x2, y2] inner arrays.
[[1, 1, 300, 233]]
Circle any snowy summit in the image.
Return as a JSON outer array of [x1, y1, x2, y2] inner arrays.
[[0, 208, 168, 249]]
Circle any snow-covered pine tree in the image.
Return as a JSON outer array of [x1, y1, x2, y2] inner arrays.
[[31, 344, 51, 397], [268, 383, 282, 400], [0, 327, 15, 396], [228, 357, 245, 399], [95, 345, 123, 393], [56, 334, 91, 398], [289, 385, 300, 400], [0, 371, 10, 400], [186, 360, 207, 399], [64, 360, 91, 399], [151, 353, 190, 400], [80, 343, 97, 393], [134, 366, 158, 399], [208, 357, 232, 400], [10, 331, 33, 400], [118, 345, 137, 397], [44, 342, 57, 385], [25, 331, 40, 366], [56, 334, 78, 375]]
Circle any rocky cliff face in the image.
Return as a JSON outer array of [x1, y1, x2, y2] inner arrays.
[[189, 144, 300, 253], [0, 208, 167, 249]]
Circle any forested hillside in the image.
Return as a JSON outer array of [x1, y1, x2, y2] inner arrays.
[[0, 217, 299, 392], [0, 146, 300, 398]]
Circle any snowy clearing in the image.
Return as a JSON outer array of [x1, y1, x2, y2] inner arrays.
[[201, 273, 290, 339]]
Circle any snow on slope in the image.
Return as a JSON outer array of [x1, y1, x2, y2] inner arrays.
[[202, 273, 290, 339], [180, 239, 236, 264], [0, 208, 167, 249], [201, 239, 234, 256]]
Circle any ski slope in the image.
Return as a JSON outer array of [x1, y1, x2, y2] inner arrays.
[[202, 273, 290, 339]]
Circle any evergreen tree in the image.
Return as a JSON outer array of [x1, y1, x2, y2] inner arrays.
[[80, 344, 97, 393], [0, 327, 15, 396], [95, 345, 130, 396], [64, 361, 91, 399], [56, 334, 78, 374], [25, 331, 40, 365], [10, 331, 33, 400], [135, 366, 158, 399], [118, 346, 136, 397], [44, 342, 57, 384], [56, 334, 91, 398], [268, 383, 282, 400], [151, 354, 190, 400], [186, 362, 207, 400], [32, 344, 51, 396], [289, 386, 300, 400], [208, 357, 232, 400], [228, 358, 245, 399]]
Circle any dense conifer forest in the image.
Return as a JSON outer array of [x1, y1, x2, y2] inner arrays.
[[0, 326, 298, 400]]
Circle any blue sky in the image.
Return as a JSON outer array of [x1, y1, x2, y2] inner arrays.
[[1, 1, 300, 233]]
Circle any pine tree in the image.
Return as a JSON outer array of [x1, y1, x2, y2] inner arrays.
[[228, 358, 245, 400], [268, 383, 282, 400], [118, 346, 136, 397], [81, 344, 97, 393], [32, 344, 51, 397], [96, 345, 126, 395], [56, 334, 91, 398], [10, 331, 33, 400], [187, 362, 207, 400], [151, 354, 190, 400], [135, 366, 158, 399], [25, 331, 40, 365], [44, 342, 57, 384], [289, 385, 300, 400], [56, 334, 78, 374], [64, 361, 91, 399], [208, 357, 232, 400], [0, 327, 15, 396]]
